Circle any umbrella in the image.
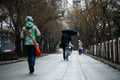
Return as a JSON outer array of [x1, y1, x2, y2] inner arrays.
[[61, 29, 77, 35]]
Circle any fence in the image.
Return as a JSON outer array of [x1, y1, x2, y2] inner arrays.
[[89, 37, 120, 64]]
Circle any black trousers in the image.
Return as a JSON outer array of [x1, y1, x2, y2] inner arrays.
[[63, 47, 65, 60], [25, 45, 36, 66]]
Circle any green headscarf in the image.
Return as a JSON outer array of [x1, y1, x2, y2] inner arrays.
[[26, 21, 35, 28]]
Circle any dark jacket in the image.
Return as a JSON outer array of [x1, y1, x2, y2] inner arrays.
[[61, 33, 71, 47]]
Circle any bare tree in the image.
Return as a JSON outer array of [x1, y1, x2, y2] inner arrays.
[[0, 0, 63, 54], [65, 0, 120, 48]]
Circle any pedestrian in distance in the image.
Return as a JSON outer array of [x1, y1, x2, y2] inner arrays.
[[79, 47, 84, 55], [60, 33, 71, 61], [20, 16, 41, 74], [69, 42, 73, 55], [78, 40, 83, 55]]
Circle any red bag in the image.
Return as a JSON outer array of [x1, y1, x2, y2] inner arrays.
[[25, 28, 42, 57], [34, 43, 42, 57]]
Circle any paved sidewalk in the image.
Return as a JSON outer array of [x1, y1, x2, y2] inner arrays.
[[0, 51, 120, 80], [89, 55, 120, 70], [0, 52, 119, 70]]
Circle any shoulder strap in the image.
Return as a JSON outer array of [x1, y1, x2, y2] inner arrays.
[[25, 27, 37, 46]]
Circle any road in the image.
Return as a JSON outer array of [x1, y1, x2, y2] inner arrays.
[[0, 51, 120, 80]]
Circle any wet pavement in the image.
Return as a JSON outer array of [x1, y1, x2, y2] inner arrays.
[[0, 51, 120, 80]]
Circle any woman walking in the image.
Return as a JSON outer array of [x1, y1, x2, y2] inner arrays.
[[20, 16, 41, 73]]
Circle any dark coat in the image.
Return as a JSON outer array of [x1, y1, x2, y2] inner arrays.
[[61, 33, 71, 47]]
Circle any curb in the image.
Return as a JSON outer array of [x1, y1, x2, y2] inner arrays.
[[0, 54, 49, 65], [0, 59, 26, 65], [89, 55, 120, 71]]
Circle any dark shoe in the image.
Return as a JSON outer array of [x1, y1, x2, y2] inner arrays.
[[66, 58, 68, 61], [29, 65, 34, 74]]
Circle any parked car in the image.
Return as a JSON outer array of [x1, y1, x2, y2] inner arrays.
[[3, 47, 15, 53]]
